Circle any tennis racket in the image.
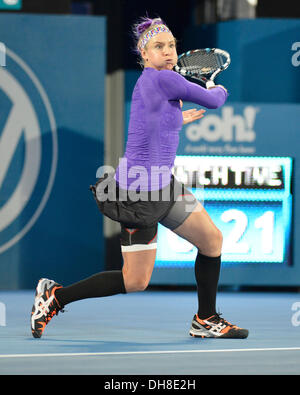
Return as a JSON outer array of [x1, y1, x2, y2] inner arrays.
[[174, 48, 231, 88]]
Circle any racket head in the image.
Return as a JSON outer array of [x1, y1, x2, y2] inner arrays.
[[174, 48, 231, 84]]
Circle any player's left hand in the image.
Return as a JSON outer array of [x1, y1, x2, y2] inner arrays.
[[182, 108, 206, 125]]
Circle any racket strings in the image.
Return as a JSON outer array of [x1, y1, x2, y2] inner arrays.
[[178, 52, 225, 75]]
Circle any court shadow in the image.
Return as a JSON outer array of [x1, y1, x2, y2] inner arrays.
[[25, 336, 206, 353]]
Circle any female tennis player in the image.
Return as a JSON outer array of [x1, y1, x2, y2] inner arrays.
[[31, 17, 248, 339]]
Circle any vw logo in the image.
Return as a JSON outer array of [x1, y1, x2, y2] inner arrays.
[[0, 47, 57, 254]]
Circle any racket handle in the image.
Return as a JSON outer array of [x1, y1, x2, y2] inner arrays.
[[206, 80, 215, 89]]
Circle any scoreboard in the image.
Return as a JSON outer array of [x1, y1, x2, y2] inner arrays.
[[156, 156, 293, 267]]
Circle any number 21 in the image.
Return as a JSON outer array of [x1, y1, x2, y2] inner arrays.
[[221, 209, 274, 254]]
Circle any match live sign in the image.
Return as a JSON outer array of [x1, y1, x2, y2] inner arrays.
[[173, 155, 288, 190], [155, 155, 293, 267]]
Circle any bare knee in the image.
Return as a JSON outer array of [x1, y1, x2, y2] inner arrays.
[[121, 249, 156, 293], [198, 227, 223, 257], [122, 273, 150, 293]]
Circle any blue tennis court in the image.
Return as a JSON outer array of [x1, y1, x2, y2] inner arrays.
[[0, 289, 299, 375]]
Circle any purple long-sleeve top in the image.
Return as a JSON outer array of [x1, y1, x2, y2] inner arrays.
[[115, 67, 228, 191]]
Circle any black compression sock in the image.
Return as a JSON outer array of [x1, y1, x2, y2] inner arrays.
[[194, 251, 221, 319], [55, 270, 126, 307]]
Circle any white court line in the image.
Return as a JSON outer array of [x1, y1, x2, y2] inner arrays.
[[0, 347, 300, 359]]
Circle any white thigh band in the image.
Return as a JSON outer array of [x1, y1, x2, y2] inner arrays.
[[121, 243, 157, 252]]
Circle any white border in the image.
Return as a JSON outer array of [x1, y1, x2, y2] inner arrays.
[[0, 347, 300, 358]]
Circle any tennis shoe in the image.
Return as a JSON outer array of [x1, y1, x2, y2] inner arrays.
[[189, 313, 249, 339], [31, 278, 64, 338]]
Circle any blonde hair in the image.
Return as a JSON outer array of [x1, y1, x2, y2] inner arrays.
[[132, 16, 175, 68]]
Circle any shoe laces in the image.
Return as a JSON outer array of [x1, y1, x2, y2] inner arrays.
[[44, 301, 64, 324], [209, 312, 234, 328]]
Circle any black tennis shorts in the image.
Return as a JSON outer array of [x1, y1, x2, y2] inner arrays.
[[90, 173, 200, 252]]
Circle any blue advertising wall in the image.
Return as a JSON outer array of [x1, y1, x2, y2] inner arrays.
[[125, 19, 300, 286], [183, 18, 300, 103], [152, 102, 300, 286], [0, 14, 106, 289]]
